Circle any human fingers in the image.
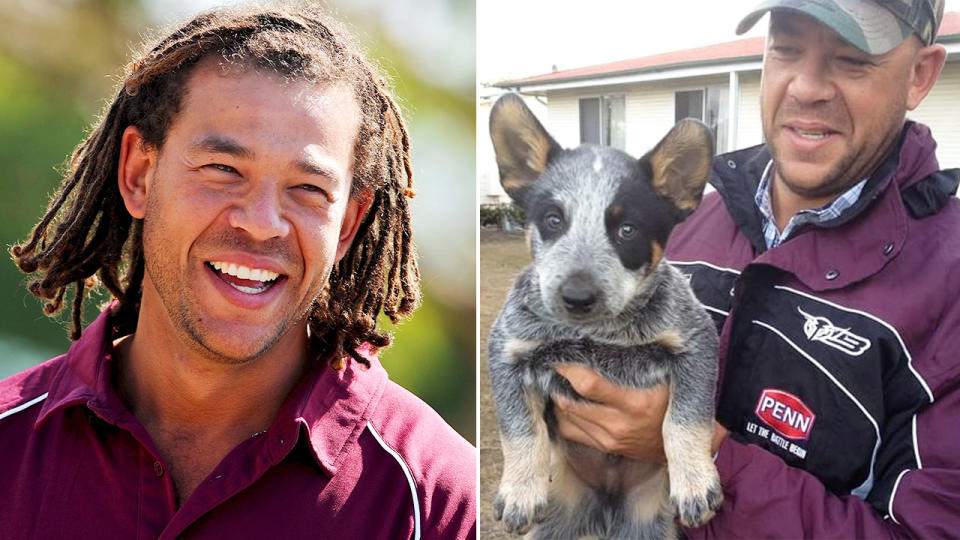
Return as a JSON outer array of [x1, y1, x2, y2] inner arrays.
[[555, 394, 623, 430], [711, 421, 729, 454], [554, 363, 624, 405], [555, 392, 667, 461], [555, 364, 670, 416], [553, 396, 617, 451]]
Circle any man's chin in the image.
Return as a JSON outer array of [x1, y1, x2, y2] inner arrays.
[[773, 160, 854, 201], [180, 317, 292, 365]]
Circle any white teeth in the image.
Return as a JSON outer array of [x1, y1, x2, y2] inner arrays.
[[229, 282, 269, 294], [795, 128, 827, 139], [209, 261, 280, 282]]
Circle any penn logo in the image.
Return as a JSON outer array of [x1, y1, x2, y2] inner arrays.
[[755, 389, 816, 440]]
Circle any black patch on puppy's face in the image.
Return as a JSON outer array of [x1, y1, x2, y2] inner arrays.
[[604, 161, 676, 272], [526, 187, 568, 245]]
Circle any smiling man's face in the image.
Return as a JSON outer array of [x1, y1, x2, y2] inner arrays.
[[760, 10, 923, 205], [123, 60, 367, 363]]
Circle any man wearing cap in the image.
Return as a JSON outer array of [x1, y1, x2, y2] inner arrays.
[[553, 0, 960, 536]]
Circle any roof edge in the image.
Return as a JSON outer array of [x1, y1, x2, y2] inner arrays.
[[495, 53, 764, 89]]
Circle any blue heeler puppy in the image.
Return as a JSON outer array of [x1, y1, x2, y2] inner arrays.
[[488, 93, 722, 539]]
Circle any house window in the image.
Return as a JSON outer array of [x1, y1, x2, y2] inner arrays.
[[675, 86, 728, 153], [579, 95, 625, 149]]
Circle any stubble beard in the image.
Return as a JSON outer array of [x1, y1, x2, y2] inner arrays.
[[143, 254, 322, 366], [140, 202, 323, 367], [142, 235, 276, 366], [771, 146, 860, 201]]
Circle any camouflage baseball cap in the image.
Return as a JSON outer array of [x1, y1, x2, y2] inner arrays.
[[736, 0, 945, 54]]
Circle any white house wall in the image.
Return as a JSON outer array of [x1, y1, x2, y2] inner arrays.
[[547, 84, 691, 155], [624, 84, 677, 157], [736, 71, 763, 150], [476, 98, 504, 205], [541, 94, 580, 149], [911, 59, 960, 170], [545, 75, 757, 157], [622, 76, 729, 156]]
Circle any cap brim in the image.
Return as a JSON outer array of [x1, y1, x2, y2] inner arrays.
[[736, 1, 781, 35], [737, 0, 782, 36], [735, 0, 908, 55]]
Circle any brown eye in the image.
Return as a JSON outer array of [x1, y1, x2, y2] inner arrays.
[[292, 183, 334, 204], [618, 222, 637, 240], [544, 211, 564, 231], [208, 163, 239, 174], [298, 184, 324, 194]]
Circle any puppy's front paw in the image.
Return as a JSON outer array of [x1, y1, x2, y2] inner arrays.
[[494, 482, 549, 535], [670, 475, 722, 528]]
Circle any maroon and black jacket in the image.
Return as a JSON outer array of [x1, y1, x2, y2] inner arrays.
[[666, 122, 960, 538]]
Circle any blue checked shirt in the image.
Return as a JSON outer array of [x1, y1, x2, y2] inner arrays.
[[755, 160, 867, 249]]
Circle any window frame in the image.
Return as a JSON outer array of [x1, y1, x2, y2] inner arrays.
[[578, 93, 626, 150]]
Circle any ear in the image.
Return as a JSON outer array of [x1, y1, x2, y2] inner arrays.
[[335, 189, 374, 262], [906, 44, 946, 110], [117, 125, 155, 219], [489, 93, 562, 205], [643, 118, 714, 215]]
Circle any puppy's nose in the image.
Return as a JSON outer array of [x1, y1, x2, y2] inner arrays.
[[560, 278, 599, 314]]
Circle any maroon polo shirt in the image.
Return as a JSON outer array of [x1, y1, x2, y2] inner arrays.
[[0, 309, 476, 539]]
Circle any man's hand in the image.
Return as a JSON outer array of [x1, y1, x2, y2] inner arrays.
[[553, 364, 670, 462], [554, 364, 729, 461]]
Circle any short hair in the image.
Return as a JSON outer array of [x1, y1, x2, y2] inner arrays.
[[10, 3, 420, 369]]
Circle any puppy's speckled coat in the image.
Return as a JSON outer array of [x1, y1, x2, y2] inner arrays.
[[488, 93, 722, 539]]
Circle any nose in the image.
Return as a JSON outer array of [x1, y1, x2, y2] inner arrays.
[[787, 55, 836, 104], [226, 182, 290, 240], [560, 274, 601, 315]]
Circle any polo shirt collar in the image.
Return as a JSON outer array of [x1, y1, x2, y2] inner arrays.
[[33, 307, 389, 479], [267, 345, 388, 476], [35, 307, 126, 429]]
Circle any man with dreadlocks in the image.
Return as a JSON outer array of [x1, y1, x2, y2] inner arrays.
[[0, 4, 475, 539]]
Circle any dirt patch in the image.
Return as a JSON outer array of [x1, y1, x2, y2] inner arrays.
[[478, 229, 530, 539]]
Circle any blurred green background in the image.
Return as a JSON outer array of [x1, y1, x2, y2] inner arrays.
[[0, 0, 476, 443]]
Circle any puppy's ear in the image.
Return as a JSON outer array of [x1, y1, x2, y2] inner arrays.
[[643, 119, 714, 216], [489, 93, 562, 205]]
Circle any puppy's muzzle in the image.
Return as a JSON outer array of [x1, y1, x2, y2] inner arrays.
[[560, 274, 602, 316]]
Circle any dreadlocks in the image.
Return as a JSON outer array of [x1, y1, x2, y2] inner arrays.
[[10, 3, 420, 369]]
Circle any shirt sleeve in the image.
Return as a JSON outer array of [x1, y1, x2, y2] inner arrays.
[[420, 458, 477, 540], [407, 417, 477, 540], [683, 437, 960, 539]]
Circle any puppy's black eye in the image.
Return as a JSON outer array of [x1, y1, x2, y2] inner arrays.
[[618, 222, 637, 240], [544, 211, 564, 231]]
